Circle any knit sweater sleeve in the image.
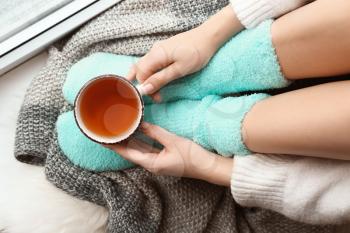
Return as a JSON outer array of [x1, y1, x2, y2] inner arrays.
[[230, 0, 311, 28], [230, 154, 350, 225]]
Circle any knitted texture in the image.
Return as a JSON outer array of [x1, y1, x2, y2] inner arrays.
[[230, 0, 312, 29], [63, 21, 288, 105], [57, 93, 268, 171], [63, 53, 145, 104], [57, 111, 134, 171], [230, 0, 274, 28], [14, 0, 334, 232], [155, 20, 289, 102], [145, 94, 270, 155]]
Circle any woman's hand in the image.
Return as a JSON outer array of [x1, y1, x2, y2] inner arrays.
[[128, 27, 218, 99], [109, 122, 233, 186], [128, 6, 243, 100]]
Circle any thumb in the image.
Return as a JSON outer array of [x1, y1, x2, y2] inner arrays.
[[139, 63, 181, 95]]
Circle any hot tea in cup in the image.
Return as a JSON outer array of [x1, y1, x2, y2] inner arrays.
[[74, 75, 144, 144]]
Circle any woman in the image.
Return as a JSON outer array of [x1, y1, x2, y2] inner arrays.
[[110, 0, 350, 224]]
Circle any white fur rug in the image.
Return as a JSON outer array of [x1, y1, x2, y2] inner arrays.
[[0, 162, 108, 233], [0, 53, 108, 233]]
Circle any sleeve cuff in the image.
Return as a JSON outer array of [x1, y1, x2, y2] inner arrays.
[[230, 0, 274, 28], [231, 154, 296, 212]]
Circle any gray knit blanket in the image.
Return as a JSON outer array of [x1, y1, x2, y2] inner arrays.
[[14, 0, 334, 232]]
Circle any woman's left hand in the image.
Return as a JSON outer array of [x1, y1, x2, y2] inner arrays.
[[108, 122, 233, 186]]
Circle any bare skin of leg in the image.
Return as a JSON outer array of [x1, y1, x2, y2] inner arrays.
[[273, 0, 350, 79], [243, 80, 350, 160], [241, 0, 350, 160]]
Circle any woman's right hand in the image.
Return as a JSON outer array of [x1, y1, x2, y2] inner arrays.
[[127, 6, 243, 100], [127, 26, 218, 99]]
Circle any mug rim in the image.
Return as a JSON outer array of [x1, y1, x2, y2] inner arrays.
[[73, 74, 145, 145]]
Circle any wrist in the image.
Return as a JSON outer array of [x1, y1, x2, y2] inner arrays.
[[184, 148, 213, 180], [198, 5, 243, 50], [208, 156, 233, 186], [187, 149, 233, 186]]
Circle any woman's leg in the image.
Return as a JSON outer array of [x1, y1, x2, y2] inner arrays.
[[245, 0, 350, 159], [242, 80, 350, 160], [272, 0, 350, 79]]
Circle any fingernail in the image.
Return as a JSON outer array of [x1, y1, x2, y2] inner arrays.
[[141, 122, 150, 129], [140, 83, 154, 95], [153, 94, 162, 103]]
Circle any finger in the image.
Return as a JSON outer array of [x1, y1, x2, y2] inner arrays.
[[140, 63, 181, 94], [109, 140, 157, 166], [134, 56, 153, 84], [135, 43, 170, 84], [150, 91, 162, 103], [108, 138, 160, 155], [140, 122, 176, 148], [109, 142, 143, 160], [129, 139, 161, 154], [126, 64, 137, 81]]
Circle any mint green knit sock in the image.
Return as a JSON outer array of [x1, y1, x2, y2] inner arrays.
[[57, 93, 268, 172], [63, 53, 145, 104], [157, 20, 288, 102], [63, 20, 287, 105], [57, 111, 134, 171], [144, 94, 269, 156]]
